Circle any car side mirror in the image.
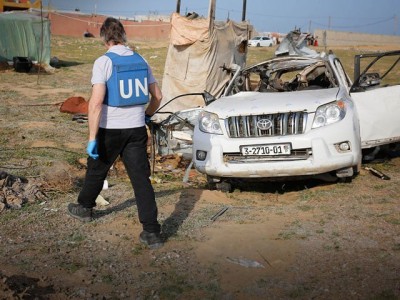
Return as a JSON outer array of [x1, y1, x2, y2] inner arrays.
[[359, 73, 381, 88]]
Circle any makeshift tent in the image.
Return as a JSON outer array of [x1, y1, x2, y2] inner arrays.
[[156, 12, 250, 120], [0, 11, 51, 66]]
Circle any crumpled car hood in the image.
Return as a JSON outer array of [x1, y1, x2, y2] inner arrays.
[[206, 88, 340, 118]]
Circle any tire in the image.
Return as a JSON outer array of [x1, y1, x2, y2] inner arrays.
[[338, 176, 353, 183], [207, 176, 233, 192], [256, 43, 260, 47], [215, 181, 233, 193]]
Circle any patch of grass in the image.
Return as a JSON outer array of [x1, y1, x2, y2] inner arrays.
[[157, 272, 194, 298], [59, 261, 84, 273], [371, 289, 398, 300], [287, 284, 311, 298], [297, 205, 313, 211], [14, 259, 33, 271], [68, 232, 86, 244], [383, 216, 400, 225], [101, 274, 114, 284], [278, 231, 296, 240], [332, 231, 340, 237], [323, 240, 340, 251], [204, 278, 220, 294], [392, 243, 400, 251], [132, 244, 144, 255]]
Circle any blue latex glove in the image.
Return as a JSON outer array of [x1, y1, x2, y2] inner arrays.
[[145, 114, 152, 125], [86, 140, 99, 160]]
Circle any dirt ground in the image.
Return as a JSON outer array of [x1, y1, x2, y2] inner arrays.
[[0, 41, 399, 299]]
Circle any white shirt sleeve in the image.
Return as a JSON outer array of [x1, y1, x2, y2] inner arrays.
[[91, 55, 112, 85]]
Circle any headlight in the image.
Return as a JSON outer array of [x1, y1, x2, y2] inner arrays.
[[312, 100, 346, 129], [198, 111, 223, 134]]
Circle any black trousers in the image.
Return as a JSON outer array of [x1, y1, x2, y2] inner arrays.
[[78, 126, 160, 233]]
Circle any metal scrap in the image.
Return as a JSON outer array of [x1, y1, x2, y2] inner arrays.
[[364, 166, 390, 180], [210, 206, 229, 221], [226, 256, 265, 268]]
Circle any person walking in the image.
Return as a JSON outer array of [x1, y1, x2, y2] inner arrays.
[[67, 17, 163, 250]]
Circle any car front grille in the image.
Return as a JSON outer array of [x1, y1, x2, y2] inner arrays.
[[225, 112, 307, 138]]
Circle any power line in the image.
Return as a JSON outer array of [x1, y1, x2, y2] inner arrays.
[[312, 15, 395, 29]]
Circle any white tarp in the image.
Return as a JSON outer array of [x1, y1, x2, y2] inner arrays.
[[156, 13, 250, 120]]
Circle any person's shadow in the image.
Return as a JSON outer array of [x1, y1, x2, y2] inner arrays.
[[94, 197, 136, 219], [161, 188, 201, 241], [94, 187, 201, 242]]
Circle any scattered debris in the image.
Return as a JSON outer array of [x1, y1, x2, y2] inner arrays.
[[95, 194, 109, 206], [210, 206, 229, 221], [226, 256, 265, 268], [60, 96, 88, 114], [364, 166, 390, 180], [0, 170, 47, 212], [182, 160, 194, 183], [72, 114, 88, 123]]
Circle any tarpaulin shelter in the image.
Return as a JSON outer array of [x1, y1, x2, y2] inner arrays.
[[0, 11, 51, 65], [156, 12, 251, 119]]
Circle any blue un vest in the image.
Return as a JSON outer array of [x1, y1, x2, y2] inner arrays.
[[104, 52, 149, 107]]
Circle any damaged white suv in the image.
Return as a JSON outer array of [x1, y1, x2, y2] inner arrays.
[[192, 46, 400, 191]]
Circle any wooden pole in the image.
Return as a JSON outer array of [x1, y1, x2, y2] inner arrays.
[[242, 0, 247, 22], [176, 0, 181, 14], [208, 0, 216, 34]]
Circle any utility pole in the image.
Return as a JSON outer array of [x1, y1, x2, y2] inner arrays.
[[242, 0, 247, 22], [176, 0, 181, 14], [328, 16, 331, 30], [208, 0, 216, 34]]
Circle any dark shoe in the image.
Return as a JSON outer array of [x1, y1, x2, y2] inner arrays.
[[67, 203, 92, 222], [139, 230, 163, 249]]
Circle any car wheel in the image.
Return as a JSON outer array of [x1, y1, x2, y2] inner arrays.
[[256, 43, 260, 47], [338, 176, 353, 183], [215, 181, 233, 193]]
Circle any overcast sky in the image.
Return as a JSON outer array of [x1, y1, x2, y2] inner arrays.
[[42, 0, 399, 36]]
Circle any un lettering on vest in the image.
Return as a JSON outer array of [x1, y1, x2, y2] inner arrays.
[[119, 77, 148, 99]]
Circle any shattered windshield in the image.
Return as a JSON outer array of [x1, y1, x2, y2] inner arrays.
[[227, 57, 338, 95]]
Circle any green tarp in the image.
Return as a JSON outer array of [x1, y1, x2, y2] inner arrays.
[[0, 12, 51, 65]]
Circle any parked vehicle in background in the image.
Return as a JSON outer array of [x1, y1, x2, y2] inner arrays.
[[248, 36, 273, 47], [192, 33, 400, 191]]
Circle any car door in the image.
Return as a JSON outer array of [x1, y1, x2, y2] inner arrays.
[[350, 51, 400, 148], [261, 37, 271, 47]]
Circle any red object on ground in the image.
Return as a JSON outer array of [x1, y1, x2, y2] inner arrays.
[[314, 40, 318, 46], [60, 96, 88, 114]]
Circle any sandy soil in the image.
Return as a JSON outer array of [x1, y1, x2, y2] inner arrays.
[[1, 161, 399, 299]]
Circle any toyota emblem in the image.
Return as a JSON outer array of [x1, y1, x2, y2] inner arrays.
[[257, 118, 273, 130]]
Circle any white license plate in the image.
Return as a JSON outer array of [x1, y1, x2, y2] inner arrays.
[[241, 143, 291, 156]]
